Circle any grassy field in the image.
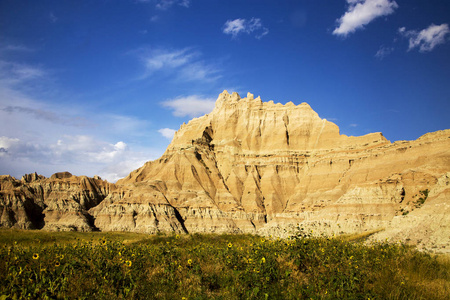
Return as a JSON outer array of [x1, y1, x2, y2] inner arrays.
[[0, 229, 449, 299]]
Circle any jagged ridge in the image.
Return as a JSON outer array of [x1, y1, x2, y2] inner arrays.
[[1, 91, 449, 253], [0, 172, 113, 231], [93, 91, 450, 252]]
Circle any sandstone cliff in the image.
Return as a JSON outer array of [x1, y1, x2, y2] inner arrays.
[[0, 172, 113, 231], [1, 91, 448, 252], [89, 91, 450, 252]]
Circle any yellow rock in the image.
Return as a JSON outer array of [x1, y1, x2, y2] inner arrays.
[[94, 91, 450, 252], [2, 91, 448, 252]]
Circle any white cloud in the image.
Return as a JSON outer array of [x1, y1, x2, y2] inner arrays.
[[0, 133, 154, 182], [51, 135, 126, 163], [333, 0, 398, 37], [223, 18, 269, 39], [0, 98, 160, 182], [161, 95, 215, 117], [223, 19, 246, 38], [97, 157, 149, 183], [0, 59, 162, 182], [0, 136, 20, 157], [158, 128, 176, 139], [137, 47, 220, 82], [375, 45, 394, 59], [399, 24, 450, 52]]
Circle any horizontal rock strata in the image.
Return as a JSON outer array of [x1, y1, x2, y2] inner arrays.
[[1, 91, 449, 252], [93, 91, 450, 252], [0, 172, 113, 231]]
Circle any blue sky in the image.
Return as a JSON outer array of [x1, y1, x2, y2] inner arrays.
[[0, 0, 449, 182]]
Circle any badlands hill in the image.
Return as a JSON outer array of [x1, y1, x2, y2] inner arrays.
[[1, 91, 449, 252], [0, 172, 112, 231]]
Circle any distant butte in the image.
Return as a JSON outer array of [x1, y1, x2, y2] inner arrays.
[[1, 91, 449, 253]]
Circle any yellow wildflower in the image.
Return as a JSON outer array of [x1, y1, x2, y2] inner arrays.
[[125, 260, 132, 267], [32, 253, 39, 260]]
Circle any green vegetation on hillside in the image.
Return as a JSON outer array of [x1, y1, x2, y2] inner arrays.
[[0, 229, 448, 299]]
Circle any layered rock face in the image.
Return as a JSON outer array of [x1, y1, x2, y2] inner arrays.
[[1, 91, 448, 252], [91, 91, 450, 252], [0, 172, 113, 231]]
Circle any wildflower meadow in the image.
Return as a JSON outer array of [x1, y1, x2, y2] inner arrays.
[[0, 229, 449, 299]]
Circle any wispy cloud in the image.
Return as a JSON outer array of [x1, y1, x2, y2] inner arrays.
[[138, 0, 190, 10], [158, 128, 176, 139], [375, 45, 394, 59], [0, 57, 160, 182], [156, 0, 190, 10], [1, 105, 90, 127], [143, 48, 196, 71], [136, 47, 220, 82], [399, 24, 450, 52], [0, 60, 46, 84], [0, 44, 34, 53], [223, 18, 269, 39], [49, 12, 58, 23], [0, 134, 152, 182], [0, 91, 158, 182], [161, 95, 215, 117], [333, 0, 398, 37], [179, 61, 220, 81]]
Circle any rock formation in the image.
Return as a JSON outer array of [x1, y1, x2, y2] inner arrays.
[[90, 91, 450, 252], [0, 172, 113, 231], [1, 91, 449, 252]]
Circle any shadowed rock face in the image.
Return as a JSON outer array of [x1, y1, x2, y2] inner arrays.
[[0, 172, 113, 231], [1, 91, 449, 252], [90, 91, 450, 252]]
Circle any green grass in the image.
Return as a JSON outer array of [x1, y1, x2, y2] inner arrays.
[[0, 229, 449, 299], [336, 228, 385, 243], [0, 229, 150, 246]]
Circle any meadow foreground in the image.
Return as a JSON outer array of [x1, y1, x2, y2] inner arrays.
[[0, 229, 449, 299]]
